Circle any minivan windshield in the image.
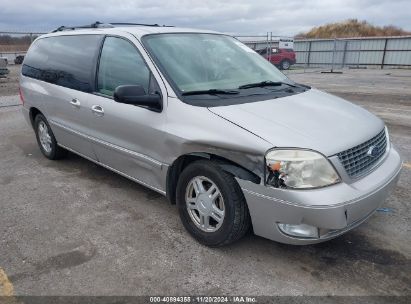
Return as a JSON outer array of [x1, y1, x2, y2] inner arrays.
[[143, 33, 290, 93]]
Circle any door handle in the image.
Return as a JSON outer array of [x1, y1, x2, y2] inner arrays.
[[70, 98, 81, 107], [91, 105, 104, 116]]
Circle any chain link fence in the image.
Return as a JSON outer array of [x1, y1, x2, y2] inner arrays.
[[233, 33, 297, 74], [294, 36, 411, 72], [234, 33, 411, 75], [0, 31, 45, 65], [1, 30, 411, 72]]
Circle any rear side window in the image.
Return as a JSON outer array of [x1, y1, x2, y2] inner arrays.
[[22, 35, 103, 92], [97, 36, 150, 96]]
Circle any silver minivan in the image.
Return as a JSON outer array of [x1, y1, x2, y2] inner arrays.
[[20, 23, 402, 246]]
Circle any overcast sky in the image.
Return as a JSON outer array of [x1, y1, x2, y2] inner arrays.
[[1, 0, 410, 36]]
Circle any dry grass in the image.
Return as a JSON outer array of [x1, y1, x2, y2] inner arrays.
[[296, 19, 411, 39], [0, 45, 29, 52]]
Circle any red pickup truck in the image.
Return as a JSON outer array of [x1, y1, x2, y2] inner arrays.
[[256, 47, 296, 70]]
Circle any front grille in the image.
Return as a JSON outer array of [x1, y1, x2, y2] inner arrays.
[[338, 129, 387, 178]]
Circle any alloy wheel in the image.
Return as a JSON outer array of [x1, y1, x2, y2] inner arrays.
[[185, 176, 225, 232], [38, 121, 52, 153]]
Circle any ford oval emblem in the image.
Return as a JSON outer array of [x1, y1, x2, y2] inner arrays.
[[367, 145, 379, 158]]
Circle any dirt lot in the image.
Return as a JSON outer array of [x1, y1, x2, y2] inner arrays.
[[0, 67, 410, 299]]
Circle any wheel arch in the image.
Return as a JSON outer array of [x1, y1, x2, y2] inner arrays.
[[29, 107, 43, 128], [166, 152, 261, 204]]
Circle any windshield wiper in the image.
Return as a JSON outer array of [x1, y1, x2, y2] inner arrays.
[[238, 80, 297, 89], [181, 89, 240, 96]]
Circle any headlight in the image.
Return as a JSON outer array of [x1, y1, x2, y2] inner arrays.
[[265, 149, 340, 189]]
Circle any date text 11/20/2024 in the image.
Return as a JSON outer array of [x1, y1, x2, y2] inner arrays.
[[149, 296, 257, 303]]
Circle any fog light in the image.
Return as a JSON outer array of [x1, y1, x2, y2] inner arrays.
[[278, 223, 319, 238]]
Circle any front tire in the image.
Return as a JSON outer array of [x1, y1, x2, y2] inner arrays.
[[176, 160, 251, 247], [34, 114, 67, 160]]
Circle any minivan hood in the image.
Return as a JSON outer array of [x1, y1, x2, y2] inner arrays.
[[208, 88, 384, 156]]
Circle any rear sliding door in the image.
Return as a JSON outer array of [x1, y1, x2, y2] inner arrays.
[[22, 34, 104, 159]]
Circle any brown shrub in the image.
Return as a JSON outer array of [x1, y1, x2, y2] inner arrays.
[[296, 19, 411, 39]]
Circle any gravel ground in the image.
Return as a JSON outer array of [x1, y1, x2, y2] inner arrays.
[[0, 65, 20, 97], [0, 67, 410, 299]]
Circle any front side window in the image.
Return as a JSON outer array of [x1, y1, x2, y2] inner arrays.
[[97, 37, 150, 96], [142, 33, 288, 93]]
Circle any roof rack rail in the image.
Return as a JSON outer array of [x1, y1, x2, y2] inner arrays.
[[109, 22, 174, 27], [51, 21, 113, 33], [51, 21, 175, 33]]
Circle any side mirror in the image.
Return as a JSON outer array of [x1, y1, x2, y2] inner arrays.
[[113, 85, 162, 112]]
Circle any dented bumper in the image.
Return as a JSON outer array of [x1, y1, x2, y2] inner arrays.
[[237, 146, 402, 245]]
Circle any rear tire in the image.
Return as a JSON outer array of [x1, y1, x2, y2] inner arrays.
[[281, 59, 291, 70], [34, 114, 67, 160], [176, 160, 251, 247]]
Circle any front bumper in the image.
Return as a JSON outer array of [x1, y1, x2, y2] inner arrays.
[[237, 146, 402, 245]]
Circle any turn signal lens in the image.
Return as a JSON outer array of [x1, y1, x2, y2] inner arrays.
[[19, 87, 25, 105]]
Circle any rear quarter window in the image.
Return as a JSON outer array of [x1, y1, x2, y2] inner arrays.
[[22, 35, 103, 92]]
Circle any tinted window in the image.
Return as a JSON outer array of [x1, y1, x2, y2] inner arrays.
[[97, 37, 150, 96], [22, 35, 102, 92]]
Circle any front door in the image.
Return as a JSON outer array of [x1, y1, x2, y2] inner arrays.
[[86, 35, 167, 192]]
